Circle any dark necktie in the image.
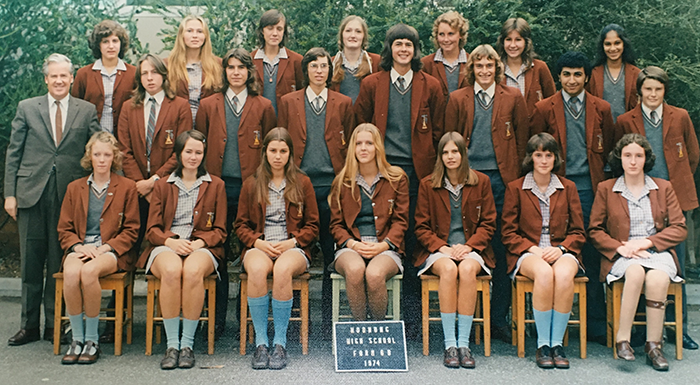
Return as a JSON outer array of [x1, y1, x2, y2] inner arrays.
[[54, 100, 63, 145], [146, 97, 156, 156]]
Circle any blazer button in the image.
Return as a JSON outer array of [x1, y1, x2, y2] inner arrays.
[[374, 216, 378, 220], [302, 139, 306, 144], [220, 155, 223, 159], [195, 211, 199, 215], [223, 138, 227, 142], [372, 203, 375, 207], [99, 218, 104, 223]]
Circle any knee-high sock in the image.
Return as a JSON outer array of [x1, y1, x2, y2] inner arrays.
[[69, 313, 84, 343], [271, 298, 293, 348], [163, 317, 181, 350], [440, 312, 457, 349], [533, 309, 553, 348], [550, 310, 571, 347], [84, 315, 100, 343], [248, 293, 270, 347], [457, 314, 474, 348], [180, 318, 199, 349]]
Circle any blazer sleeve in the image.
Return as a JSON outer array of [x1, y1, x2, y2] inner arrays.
[[500, 182, 537, 256], [277, 96, 290, 129], [560, 183, 586, 255], [105, 181, 141, 256], [146, 180, 178, 246], [384, 175, 410, 252], [71, 70, 88, 99], [467, 180, 497, 253], [234, 179, 264, 248], [155, 99, 192, 178], [4, 102, 29, 198], [341, 98, 356, 141], [682, 111, 700, 174], [587, 185, 623, 261], [513, 93, 530, 166], [57, 184, 82, 252], [354, 78, 375, 125], [648, 185, 688, 252], [194, 180, 228, 248], [329, 185, 356, 247], [117, 105, 144, 181], [261, 101, 278, 135], [413, 181, 448, 254], [290, 177, 320, 248], [443, 93, 461, 133]]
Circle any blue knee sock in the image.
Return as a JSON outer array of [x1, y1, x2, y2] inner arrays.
[[84, 315, 100, 344], [248, 293, 270, 347], [458, 314, 474, 348], [163, 317, 181, 350], [180, 318, 199, 350], [550, 310, 571, 347], [533, 309, 552, 348], [69, 313, 84, 343], [271, 298, 293, 348], [440, 312, 457, 349]]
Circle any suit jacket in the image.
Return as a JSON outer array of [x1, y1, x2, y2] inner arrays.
[[499, 59, 556, 117], [4, 95, 101, 207], [617, 103, 699, 211], [278, 88, 355, 173], [251, 48, 304, 110], [164, 56, 223, 101], [444, 84, 529, 185], [234, 174, 320, 260], [195, 92, 277, 179], [354, 70, 446, 179], [421, 53, 469, 99], [413, 172, 497, 268], [118, 96, 192, 181], [71, 62, 136, 136], [588, 177, 687, 281], [138, 175, 228, 268], [57, 174, 141, 271], [329, 174, 410, 255], [329, 52, 382, 93], [586, 63, 641, 113], [501, 175, 586, 273], [530, 91, 616, 192]]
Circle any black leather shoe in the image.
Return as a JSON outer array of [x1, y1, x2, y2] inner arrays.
[[535, 346, 554, 369], [99, 324, 115, 344], [666, 329, 699, 350], [252, 345, 269, 370], [491, 325, 512, 344], [8, 329, 40, 346], [268, 344, 288, 370], [61, 340, 83, 365], [160, 347, 179, 370], [178, 347, 195, 369], [443, 346, 459, 368], [551, 345, 569, 369]]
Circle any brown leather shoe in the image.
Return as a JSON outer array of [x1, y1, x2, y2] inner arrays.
[[551, 345, 569, 369], [616, 340, 635, 361], [645, 341, 669, 371], [443, 346, 459, 368], [160, 347, 179, 370], [61, 340, 83, 365], [535, 346, 554, 369], [458, 347, 475, 369], [8, 329, 40, 346], [77, 341, 100, 364]]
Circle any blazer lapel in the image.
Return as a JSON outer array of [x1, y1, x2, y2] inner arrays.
[[662, 103, 673, 142], [624, 64, 636, 109], [552, 94, 567, 158], [435, 62, 448, 95], [549, 188, 561, 216], [457, 63, 466, 89], [438, 187, 450, 214], [195, 180, 209, 207], [631, 105, 646, 135], [344, 185, 362, 231], [296, 91, 307, 135], [524, 64, 535, 101], [237, 94, 251, 128], [102, 178, 116, 215], [80, 182, 90, 223], [60, 97, 81, 146], [525, 189, 543, 216], [464, 90, 475, 138], [585, 94, 597, 151], [215, 95, 228, 137], [38, 95, 56, 147], [410, 72, 425, 131], [374, 72, 391, 131], [154, 97, 172, 137], [276, 57, 289, 86], [491, 85, 503, 131], [91, 68, 106, 96]]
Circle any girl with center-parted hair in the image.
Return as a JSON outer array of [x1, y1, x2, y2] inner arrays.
[[421, 11, 470, 99], [57, 132, 140, 365], [329, 123, 409, 321], [501, 133, 586, 369], [136, 130, 227, 370], [330, 15, 381, 104], [234, 127, 319, 371], [588, 133, 687, 371], [413, 131, 497, 369]]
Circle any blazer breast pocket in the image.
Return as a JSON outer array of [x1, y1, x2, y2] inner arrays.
[[418, 108, 430, 132], [667, 136, 687, 162]]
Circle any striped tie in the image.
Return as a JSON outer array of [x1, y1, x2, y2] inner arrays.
[[146, 97, 156, 156], [397, 77, 406, 92], [651, 110, 659, 125]]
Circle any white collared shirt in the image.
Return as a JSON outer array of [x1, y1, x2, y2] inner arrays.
[[92, 58, 127, 76], [48, 93, 69, 145], [143, 90, 165, 137], [562, 89, 585, 105], [390, 67, 413, 86], [641, 103, 664, 122], [474, 81, 496, 99], [305, 86, 328, 103], [254, 47, 288, 66], [225, 87, 248, 114]]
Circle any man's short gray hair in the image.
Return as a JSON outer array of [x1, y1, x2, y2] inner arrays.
[[42, 53, 73, 76]]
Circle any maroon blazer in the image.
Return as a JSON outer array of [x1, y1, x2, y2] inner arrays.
[[354, 70, 446, 179], [445, 84, 529, 185], [586, 63, 641, 113], [617, 103, 699, 211], [57, 174, 141, 271], [234, 174, 320, 260], [588, 177, 687, 281], [278, 88, 355, 173], [71, 62, 136, 136], [118, 96, 192, 181], [329, 174, 410, 255], [413, 172, 497, 268], [164, 56, 223, 101], [138, 175, 228, 267], [251, 48, 304, 109], [499, 59, 556, 117], [329, 52, 382, 93], [530, 91, 616, 192], [195, 93, 277, 179], [501, 175, 586, 274], [421, 53, 469, 98]]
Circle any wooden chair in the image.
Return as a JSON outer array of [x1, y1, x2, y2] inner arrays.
[[420, 274, 491, 356], [511, 275, 588, 358], [145, 274, 217, 355], [606, 279, 684, 360], [239, 273, 310, 355], [53, 271, 134, 356]]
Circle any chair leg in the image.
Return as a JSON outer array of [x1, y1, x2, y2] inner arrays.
[[208, 279, 216, 355], [612, 283, 622, 359], [482, 282, 491, 357], [145, 281, 155, 356], [421, 280, 430, 356], [674, 285, 683, 360], [475, 292, 482, 346], [579, 285, 587, 359], [517, 283, 526, 358], [393, 279, 401, 320], [126, 275, 133, 345], [114, 286, 124, 356], [511, 281, 517, 346], [332, 277, 340, 356], [606, 284, 613, 348], [53, 277, 64, 355], [301, 280, 309, 355], [239, 279, 248, 355]]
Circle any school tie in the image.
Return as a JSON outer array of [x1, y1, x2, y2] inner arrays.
[[569, 97, 580, 115], [397, 76, 406, 92], [314, 96, 323, 111], [650, 110, 659, 125], [146, 97, 156, 156], [54, 100, 63, 145], [232, 95, 240, 114], [479, 90, 490, 106]]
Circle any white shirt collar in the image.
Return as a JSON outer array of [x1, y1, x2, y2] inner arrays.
[[48, 93, 69, 109], [92, 59, 127, 75], [474, 82, 496, 98], [641, 103, 663, 121], [145, 90, 166, 106], [305, 86, 328, 103], [562, 89, 585, 104], [254, 47, 288, 65], [390, 67, 413, 85], [226, 87, 248, 109]]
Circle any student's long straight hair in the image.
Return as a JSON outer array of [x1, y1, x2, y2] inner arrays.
[[331, 16, 374, 85], [167, 15, 222, 94], [253, 127, 304, 207], [131, 54, 175, 106], [330, 123, 406, 212], [430, 132, 478, 188]]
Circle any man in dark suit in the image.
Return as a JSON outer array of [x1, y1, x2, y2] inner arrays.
[[5, 53, 100, 345]]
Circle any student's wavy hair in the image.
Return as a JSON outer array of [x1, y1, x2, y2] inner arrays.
[[496, 18, 536, 68], [302, 47, 333, 88], [131, 54, 175, 106], [521, 133, 562, 175], [256, 9, 288, 49], [80, 131, 122, 172], [430, 132, 478, 188], [555, 51, 591, 80], [173, 130, 208, 178], [431, 11, 469, 49], [637, 66, 669, 96], [608, 133, 656, 177], [221, 48, 260, 96], [168, 15, 222, 95], [330, 123, 406, 212], [465, 44, 504, 85], [331, 15, 374, 85], [379, 24, 422, 72], [254, 127, 305, 207], [88, 20, 129, 60], [593, 24, 636, 67]]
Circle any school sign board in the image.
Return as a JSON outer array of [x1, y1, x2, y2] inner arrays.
[[333, 320, 408, 372]]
